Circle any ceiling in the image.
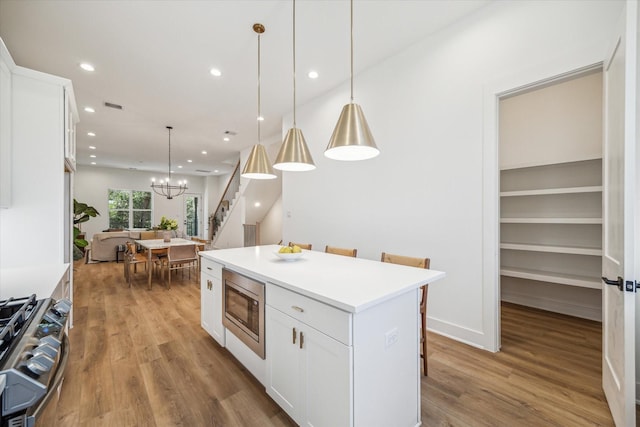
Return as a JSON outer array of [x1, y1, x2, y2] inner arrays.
[[0, 0, 491, 177]]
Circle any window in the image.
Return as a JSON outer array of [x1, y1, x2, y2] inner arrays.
[[108, 189, 152, 229]]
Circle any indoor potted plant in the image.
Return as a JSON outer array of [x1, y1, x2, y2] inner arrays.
[[157, 216, 178, 242], [73, 199, 100, 260]]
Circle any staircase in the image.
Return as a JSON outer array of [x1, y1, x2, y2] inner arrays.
[[209, 161, 240, 244]]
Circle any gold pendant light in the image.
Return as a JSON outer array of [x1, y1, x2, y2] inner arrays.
[[273, 0, 316, 172], [242, 23, 277, 180], [325, 0, 379, 161]]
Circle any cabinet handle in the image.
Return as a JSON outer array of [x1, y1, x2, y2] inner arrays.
[[292, 327, 297, 344], [299, 331, 304, 349], [207, 267, 213, 270], [207, 279, 212, 290], [291, 305, 304, 313]]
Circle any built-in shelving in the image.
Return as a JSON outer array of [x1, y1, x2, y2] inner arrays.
[[500, 159, 603, 293], [500, 185, 602, 197], [500, 217, 602, 224], [499, 242, 602, 256], [500, 267, 601, 289]]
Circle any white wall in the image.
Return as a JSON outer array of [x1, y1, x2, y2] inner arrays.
[[75, 165, 205, 241], [282, 0, 622, 350], [260, 195, 283, 245]]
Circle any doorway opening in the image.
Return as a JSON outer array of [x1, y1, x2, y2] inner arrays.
[[184, 194, 202, 238], [497, 66, 603, 339]]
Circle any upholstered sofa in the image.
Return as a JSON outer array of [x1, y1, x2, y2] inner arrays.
[[89, 230, 185, 262]]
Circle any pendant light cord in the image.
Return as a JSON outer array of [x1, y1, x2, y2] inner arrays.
[[167, 126, 172, 181], [293, 0, 297, 127], [257, 31, 262, 144], [350, 0, 354, 102]]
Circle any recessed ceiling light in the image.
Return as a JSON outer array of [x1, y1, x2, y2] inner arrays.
[[257, 116, 264, 121], [89, 154, 96, 158], [308, 70, 319, 79], [254, 202, 261, 207], [214, 169, 219, 173], [201, 151, 207, 155], [90, 162, 96, 165], [187, 159, 193, 163], [84, 107, 95, 113], [80, 63, 95, 72], [89, 145, 96, 150], [87, 132, 96, 136], [210, 68, 222, 77], [178, 165, 183, 168], [223, 137, 230, 142]]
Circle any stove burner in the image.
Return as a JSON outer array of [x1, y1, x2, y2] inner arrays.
[[0, 295, 72, 426], [0, 295, 39, 363]]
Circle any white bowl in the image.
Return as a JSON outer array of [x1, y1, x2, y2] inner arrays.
[[274, 251, 304, 261]]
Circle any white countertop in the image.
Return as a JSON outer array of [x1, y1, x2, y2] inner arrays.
[[200, 245, 445, 313], [0, 263, 69, 299]]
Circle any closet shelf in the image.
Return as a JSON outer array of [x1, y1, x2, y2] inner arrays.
[[500, 268, 601, 289], [500, 243, 602, 256], [500, 217, 602, 224], [500, 186, 602, 197]]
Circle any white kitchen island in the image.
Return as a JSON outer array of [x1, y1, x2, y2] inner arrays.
[[200, 245, 445, 427]]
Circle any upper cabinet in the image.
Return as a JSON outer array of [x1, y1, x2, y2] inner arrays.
[[0, 40, 13, 208], [63, 86, 77, 171], [0, 37, 79, 268]]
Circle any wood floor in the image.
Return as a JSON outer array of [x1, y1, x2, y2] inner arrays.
[[53, 260, 617, 426]]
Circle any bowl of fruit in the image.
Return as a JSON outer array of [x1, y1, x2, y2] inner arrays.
[[275, 245, 304, 261]]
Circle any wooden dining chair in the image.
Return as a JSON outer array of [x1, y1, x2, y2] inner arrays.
[[325, 245, 357, 257], [381, 252, 431, 376], [123, 241, 148, 287], [139, 231, 167, 276], [162, 244, 199, 289], [289, 242, 312, 250], [191, 237, 207, 270]]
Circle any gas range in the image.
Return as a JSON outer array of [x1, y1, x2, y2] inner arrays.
[[0, 294, 71, 427]]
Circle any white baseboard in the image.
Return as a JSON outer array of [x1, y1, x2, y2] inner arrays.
[[427, 316, 492, 352]]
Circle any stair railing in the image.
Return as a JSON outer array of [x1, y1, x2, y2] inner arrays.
[[209, 160, 240, 240]]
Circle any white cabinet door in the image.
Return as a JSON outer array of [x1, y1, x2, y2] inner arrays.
[[265, 305, 303, 421], [0, 54, 11, 208], [266, 305, 352, 427], [302, 324, 352, 427], [209, 276, 224, 345], [63, 88, 76, 171], [200, 259, 225, 346], [200, 271, 215, 337]]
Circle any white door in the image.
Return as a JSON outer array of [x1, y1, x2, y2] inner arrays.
[[183, 194, 202, 238], [601, 3, 637, 426]]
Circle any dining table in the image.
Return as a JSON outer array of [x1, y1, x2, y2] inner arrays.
[[134, 238, 198, 289]]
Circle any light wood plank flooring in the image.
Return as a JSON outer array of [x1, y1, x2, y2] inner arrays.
[[53, 260, 617, 426]]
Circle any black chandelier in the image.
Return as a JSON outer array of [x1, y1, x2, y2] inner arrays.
[[151, 126, 188, 199]]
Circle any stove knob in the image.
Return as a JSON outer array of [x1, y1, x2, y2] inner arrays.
[[33, 343, 58, 359], [54, 299, 72, 314], [25, 354, 55, 375], [43, 311, 63, 326], [40, 335, 61, 349]]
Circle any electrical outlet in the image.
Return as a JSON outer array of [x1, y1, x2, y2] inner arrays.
[[385, 328, 398, 349]]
